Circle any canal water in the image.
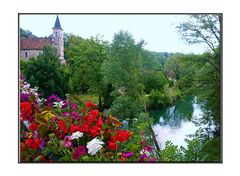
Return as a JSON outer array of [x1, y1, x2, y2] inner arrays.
[[150, 96, 203, 149]]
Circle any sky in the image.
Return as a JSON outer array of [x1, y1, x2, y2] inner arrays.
[[20, 14, 209, 54]]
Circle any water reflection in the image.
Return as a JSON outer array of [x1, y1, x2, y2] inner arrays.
[[150, 96, 203, 149]]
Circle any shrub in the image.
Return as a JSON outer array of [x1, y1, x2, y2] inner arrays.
[[144, 71, 168, 94], [21, 45, 68, 98], [110, 95, 143, 120]]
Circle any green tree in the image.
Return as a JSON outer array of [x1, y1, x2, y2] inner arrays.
[[102, 31, 144, 97], [177, 15, 221, 54], [143, 71, 168, 94], [65, 35, 109, 110], [21, 45, 68, 98], [20, 28, 36, 38], [164, 53, 183, 81], [177, 14, 221, 134], [102, 31, 145, 118], [140, 50, 162, 71]]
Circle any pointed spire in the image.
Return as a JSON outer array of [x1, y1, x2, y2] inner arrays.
[[53, 15, 62, 30]]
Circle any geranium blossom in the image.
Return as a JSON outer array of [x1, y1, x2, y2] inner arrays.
[[108, 140, 117, 151], [29, 123, 38, 132], [86, 101, 96, 109], [115, 130, 131, 142], [70, 131, 83, 140], [25, 137, 40, 150], [58, 120, 68, 134], [86, 138, 104, 155], [20, 101, 32, 121]]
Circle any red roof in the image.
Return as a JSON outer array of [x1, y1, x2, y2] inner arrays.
[[20, 37, 52, 50]]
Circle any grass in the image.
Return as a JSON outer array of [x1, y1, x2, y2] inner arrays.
[[70, 94, 99, 105]]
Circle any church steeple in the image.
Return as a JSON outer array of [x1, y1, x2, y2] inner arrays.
[[52, 15, 65, 64], [53, 15, 62, 30]]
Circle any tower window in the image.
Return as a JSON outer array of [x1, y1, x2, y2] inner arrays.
[[55, 32, 58, 37], [25, 52, 28, 58]]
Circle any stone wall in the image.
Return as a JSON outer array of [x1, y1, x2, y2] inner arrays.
[[20, 50, 42, 60]]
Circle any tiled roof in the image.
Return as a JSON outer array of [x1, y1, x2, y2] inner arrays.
[[20, 37, 52, 50]]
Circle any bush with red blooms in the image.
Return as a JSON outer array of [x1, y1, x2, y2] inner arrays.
[[19, 78, 158, 162]]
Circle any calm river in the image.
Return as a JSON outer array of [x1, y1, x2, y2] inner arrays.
[[150, 96, 203, 149]]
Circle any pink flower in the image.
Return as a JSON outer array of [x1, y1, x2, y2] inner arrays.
[[62, 136, 72, 148], [72, 146, 86, 160], [62, 112, 70, 117], [144, 146, 153, 151], [72, 103, 78, 110], [122, 152, 134, 158]]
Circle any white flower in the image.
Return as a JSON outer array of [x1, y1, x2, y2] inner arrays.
[[140, 149, 150, 156], [53, 101, 65, 108], [86, 138, 104, 155], [23, 83, 30, 90], [70, 131, 83, 140]]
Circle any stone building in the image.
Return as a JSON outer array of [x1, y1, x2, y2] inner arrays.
[[20, 15, 65, 64]]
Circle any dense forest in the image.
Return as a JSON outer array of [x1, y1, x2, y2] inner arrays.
[[20, 15, 221, 162]]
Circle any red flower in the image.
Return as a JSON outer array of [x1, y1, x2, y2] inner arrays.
[[58, 120, 68, 134], [82, 121, 90, 133], [97, 116, 103, 126], [32, 138, 40, 150], [115, 130, 131, 143], [25, 137, 40, 150], [89, 125, 102, 138], [86, 101, 96, 109], [25, 138, 33, 147], [29, 123, 38, 132], [20, 101, 32, 120], [70, 124, 83, 133], [89, 110, 99, 119], [108, 140, 117, 151]]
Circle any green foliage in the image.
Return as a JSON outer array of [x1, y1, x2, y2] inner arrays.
[[164, 53, 182, 80], [181, 128, 208, 161], [140, 50, 162, 71], [20, 59, 28, 73], [177, 15, 220, 52], [20, 28, 36, 38], [102, 30, 144, 98], [125, 113, 155, 153], [65, 35, 109, 94], [158, 128, 220, 162], [110, 95, 143, 120], [101, 30, 147, 117], [21, 45, 68, 98], [176, 15, 221, 136], [148, 89, 166, 108], [144, 71, 168, 94], [147, 84, 181, 109], [159, 141, 183, 161], [201, 136, 220, 161]]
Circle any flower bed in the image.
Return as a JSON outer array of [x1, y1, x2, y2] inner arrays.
[[20, 78, 157, 162]]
